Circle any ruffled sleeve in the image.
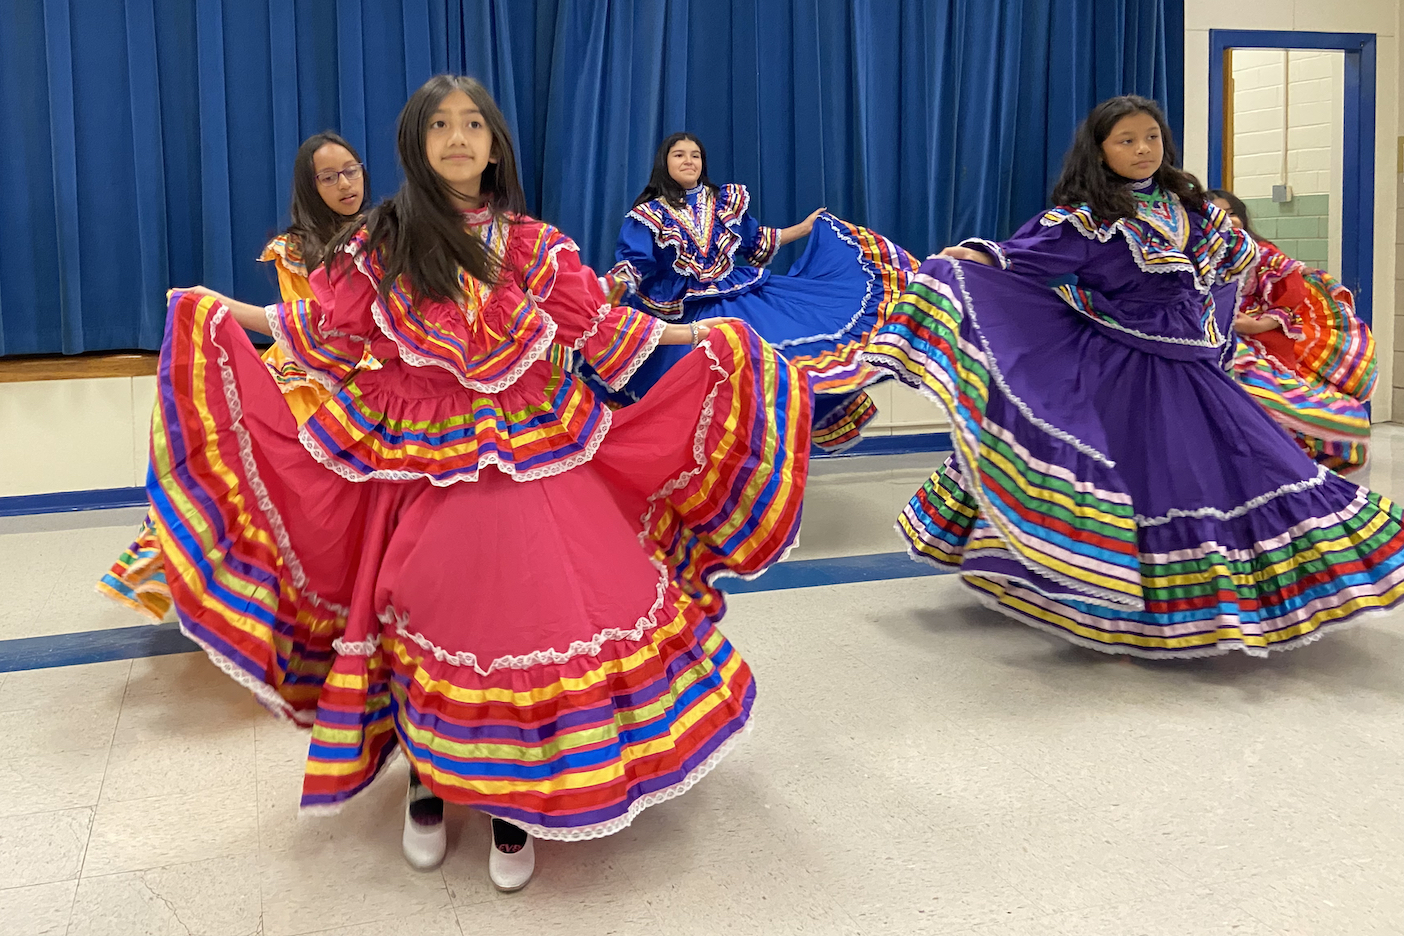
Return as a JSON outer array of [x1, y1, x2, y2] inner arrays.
[[518, 222, 667, 392], [605, 217, 659, 303], [266, 256, 376, 391], [960, 215, 1096, 282], [1203, 202, 1257, 285], [737, 211, 781, 267]]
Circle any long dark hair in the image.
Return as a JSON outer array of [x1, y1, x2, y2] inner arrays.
[[286, 131, 369, 269], [632, 132, 720, 208], [348, 75, 527, 304], [1204, 189, 1262, 240], [1051, 95, 1204, 223]]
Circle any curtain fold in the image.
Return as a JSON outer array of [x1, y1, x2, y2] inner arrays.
[[1, 0, 1181, 355]]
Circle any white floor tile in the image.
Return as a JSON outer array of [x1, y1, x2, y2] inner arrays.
[[0, 433, 1399, 932], [0, 659, 131, 714], [101, 733, 257, 804], [83, 789, 259, 877], [68, 853, 261, 936], [0, 748, 108, 819], [0, 880, 76, 935], [258, 836, 454, 936], [0, 808, 92, 889]]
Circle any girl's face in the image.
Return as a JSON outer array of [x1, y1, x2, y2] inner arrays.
[[1210, 197, 1244, 229], [667, 140, 703, 189], [313, 143, 364, 216], [426, 89, 496, 196], [1101, 111, 1163, 181]]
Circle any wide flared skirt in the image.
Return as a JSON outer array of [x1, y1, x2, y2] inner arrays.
[[98, 344, 336, 620], [862, 259, 1404, 658], [1294, 269, 1377, 401], [1233, 339, 1370, 475], [140, 293, 810, 837], [606, 214, 916, 453]]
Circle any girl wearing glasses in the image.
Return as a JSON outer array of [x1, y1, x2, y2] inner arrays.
[[99, 133, 370, 621], [260, 132, 372, 423]]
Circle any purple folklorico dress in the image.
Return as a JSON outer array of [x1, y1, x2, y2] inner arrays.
[[863, 187, 1404, 658]]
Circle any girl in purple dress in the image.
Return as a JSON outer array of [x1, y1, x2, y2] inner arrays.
[[864, 96, 1404, 658]]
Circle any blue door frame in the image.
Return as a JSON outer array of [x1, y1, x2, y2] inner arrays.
[[1207, 30, 1377, 326]]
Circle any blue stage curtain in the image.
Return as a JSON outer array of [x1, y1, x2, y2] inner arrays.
[[0, 0, 448, 355], [1, 0, 1181, 355]]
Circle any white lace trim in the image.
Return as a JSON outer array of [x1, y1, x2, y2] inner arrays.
[[636, 340, 729, 540], [1134, 465, 1330, 527], [525, 238, 581, 304], [964, 573, 1390, 661], [1043, 200, 1252, 299], [770, 214, 882, 349], [607, 259, 641, 295], [208, 304, 349, 616], [1078, 307, 1225, 349], [296, 405, 613, 487], [957, 238, 1010, 270], [606, 318, 668, 391], [897, 476, 1141, 610], [502, 717, 753, 842], [572, 302, 612, 350], [352, 248, 560, 395], [626, 333, 803, 591], [1243, 335, 1301, 376], [378, 558, 671, 676], [332, 635, 381, 657], [631, 184, 751, 285], [865, 303, 1139, 606], [297, 746, 406, 819], [944, 259, 1117, 467], [178, 618, 316, 724]]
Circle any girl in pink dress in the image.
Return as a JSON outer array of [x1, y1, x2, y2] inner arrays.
[[148, 75, 810, 890]]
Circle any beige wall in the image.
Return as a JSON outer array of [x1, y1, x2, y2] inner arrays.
[[0, 376, 157, 498], [1183, 0, 1400, 421], [0, 376, 948, 499], [1232, 48, 1344, 199]]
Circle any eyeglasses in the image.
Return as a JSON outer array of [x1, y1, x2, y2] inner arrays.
[[315, 164, 364, 187]]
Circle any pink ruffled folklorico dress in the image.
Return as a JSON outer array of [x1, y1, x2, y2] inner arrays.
[[146, 207, 811, 838], [1231, 239, 1377, 474], [98, 233, 343, 620]]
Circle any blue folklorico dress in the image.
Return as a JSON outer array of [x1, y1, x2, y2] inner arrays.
[[601, 182, 918, 452], [863, 188, 1404, 657]]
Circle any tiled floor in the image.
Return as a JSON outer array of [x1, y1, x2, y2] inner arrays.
[[2, 435, 1404, 935]]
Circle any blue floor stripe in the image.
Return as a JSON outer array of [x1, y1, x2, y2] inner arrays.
[[0, 486, 149, 518], [812, 431, 950, 460], [0, 432, 952, 519], [719, 550, 943, 593], [0, 551, 948, 673], [0, 623, 201, 673]]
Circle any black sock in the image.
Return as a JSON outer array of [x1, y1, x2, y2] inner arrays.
[[492, 817, 528, 852], [407, 767, 442, 826]]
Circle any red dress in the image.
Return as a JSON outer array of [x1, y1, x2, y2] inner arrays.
[[148, 209, 810, 838]]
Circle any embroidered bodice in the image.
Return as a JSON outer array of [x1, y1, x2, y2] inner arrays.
[[264, 213, 666, 485], [609, 183, 782, 319], [960, 190, 1256, 362]]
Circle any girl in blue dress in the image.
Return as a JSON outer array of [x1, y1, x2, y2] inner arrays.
[[601, 132, 918, 452]]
